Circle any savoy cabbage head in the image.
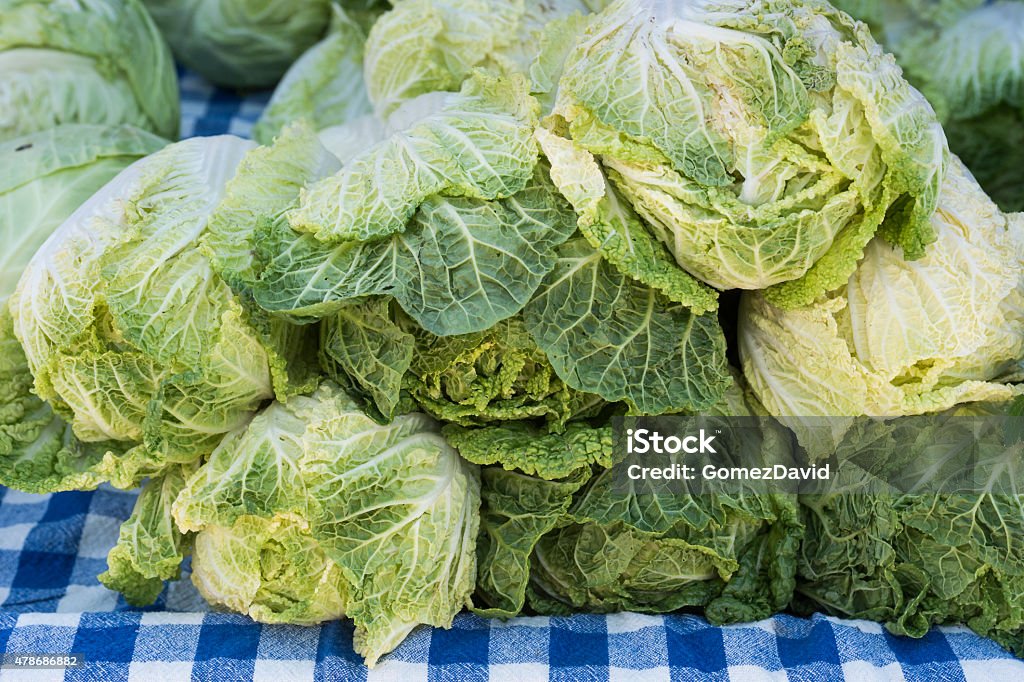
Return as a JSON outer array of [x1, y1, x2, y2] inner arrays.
[[740, 158, 1024, 457], [320, 302, 607, 427], [466, 378, 802, 622], [795, 402, 1024, 656], [170, 381, 480, 667], [0, 0, 179, 141], [539, 0, 947, 305], [216, 106, 732, 419], [0, 125, 167, 493], [6, 136, 313, 490]]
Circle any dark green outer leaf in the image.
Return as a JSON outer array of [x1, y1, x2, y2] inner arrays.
[[254, 167, 577, 336], [523, 237, 731, 414]]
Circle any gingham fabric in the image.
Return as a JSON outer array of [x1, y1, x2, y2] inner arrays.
[[1, 71, 1022, 681]]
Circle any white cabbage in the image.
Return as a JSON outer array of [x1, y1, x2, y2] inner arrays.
[[740, 158, 1024, 456]]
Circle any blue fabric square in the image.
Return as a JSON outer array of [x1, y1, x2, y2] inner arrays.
[[722, 623, 784, 670], [133, 623, 201, 661], [885, 629, 959, 666], [194, 620, 262, 662], [777, 617, 841, 668], [316, 620, 361, 665], [69, 557, 109, 586], [86, 488, 137, 520], [193, 90, 243, 137], [0, 498, 49, 526], [316, 656, 367, 682], [886, 630, 966, 682], [12, 551, 76, 590], [40, 491, 93, 523], [549, 622, 609, 667], [666, 622, 727, 674], [257, 623, 319, 659], [315, 621, 365, 682], [0, 550, 22, 590], [192, 619, 260, 682], [429, 622, 490, 666], [73, 613, 141, 663], [4, 622, 77, 656], [21, 523, 84, 556], [944, 629, 1018, 661]]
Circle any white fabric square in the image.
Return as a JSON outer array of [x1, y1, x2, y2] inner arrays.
[[75, 514, 123, 559], [610, 665, 670, 682], [488, 663, 551, 681], [368, 659, 429, 682], [253, 658, 316, 682], [56, 584, 119, 613], [128, 660, 195, 682], [841, 660, 906, 681], [0, 524, 34, 550]]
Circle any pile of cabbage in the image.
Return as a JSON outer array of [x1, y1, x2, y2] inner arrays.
[[1, 0, 1023, 666]]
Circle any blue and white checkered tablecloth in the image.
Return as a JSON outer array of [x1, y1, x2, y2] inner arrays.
[[1, 70, 1022, 681]]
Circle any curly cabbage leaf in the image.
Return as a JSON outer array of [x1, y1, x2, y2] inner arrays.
[[536, 127, 718, 314], [98, 463, 196, 606], [0, 0, 179, 140], [7, 136, 306, 488], [446, 421, 613, 480], [142, 0, 338, 88], [250, 115, 576, 335], [471, 379, 802, 622], [173, 382, 480, 667], [0, 307, 124, 493], [203, 122, 342, 293], [319, 298, 415, 421], [321, 304, 604, 426], [545, 0, 947, 300], [523, 237, 731, 414], [258, 165, 577, 334], [740, 158, 1024, 457], [795, 402, 1024, 656], [288, 72, 541, 244], [401, 318, 608, 429], [363, 0, 601, 118]]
